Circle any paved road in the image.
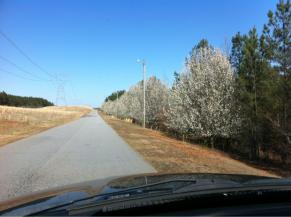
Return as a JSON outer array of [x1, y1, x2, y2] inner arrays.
[[0, 111, 156, 201]]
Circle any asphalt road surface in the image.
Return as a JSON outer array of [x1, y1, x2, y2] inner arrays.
[[0, 111, 156, 201]]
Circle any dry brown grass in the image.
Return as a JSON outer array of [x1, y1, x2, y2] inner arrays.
[[0, 105, 92, 146], [100, 112, 279, 178]]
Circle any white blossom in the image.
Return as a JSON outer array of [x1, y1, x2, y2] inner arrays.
[[102, 48, 240, 138], [101, 76, 169, 128], [165, 47, 239, 138]]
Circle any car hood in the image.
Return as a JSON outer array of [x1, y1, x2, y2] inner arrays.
[[0, 173, 277, 215]]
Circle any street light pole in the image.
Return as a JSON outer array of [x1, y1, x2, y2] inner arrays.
[[116, 91, 119, 118], [142, 61, 146, 128], [137, 59, 146, 128]]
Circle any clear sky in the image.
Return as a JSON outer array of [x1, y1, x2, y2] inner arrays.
[[0, 0, 277, 107]]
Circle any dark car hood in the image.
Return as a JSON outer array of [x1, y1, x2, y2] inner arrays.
[[0, 173, 278, 215]]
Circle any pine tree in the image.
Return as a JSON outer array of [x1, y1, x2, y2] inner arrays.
[[263, 0, 291, 145], [231, 28, 278, 159], [231, 32, 245, 71]]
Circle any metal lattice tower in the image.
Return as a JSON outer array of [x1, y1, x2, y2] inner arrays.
[[55, 77, 67, 106]]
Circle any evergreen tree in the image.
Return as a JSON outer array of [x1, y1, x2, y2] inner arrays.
[[231, 28, 278, 159], [104, 90, 125, 102], [231, 32, 245, 71], [263, 0, 290, 145], [0, 91, 9, 105], [186, 39, 214, 66], [195, 39, 212, 50], [0, 91, 53, 107]]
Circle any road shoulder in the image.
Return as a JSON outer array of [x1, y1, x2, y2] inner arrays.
[[99, 112, 279, 178]]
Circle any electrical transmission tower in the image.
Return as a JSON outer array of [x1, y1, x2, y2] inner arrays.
[[55, 76, 67, 106]]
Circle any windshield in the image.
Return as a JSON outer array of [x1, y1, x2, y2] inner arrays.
[[0, 0, 290, 204]]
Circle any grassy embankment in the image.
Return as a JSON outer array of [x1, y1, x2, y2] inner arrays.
[[0, 106, 92, 146], [99, 112, 280, 178]]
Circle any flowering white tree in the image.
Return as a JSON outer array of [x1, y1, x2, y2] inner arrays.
[[126, 84, 143, 121], [165, 47, 239, 140], [101, 99, 116, 115], [145, 77, 169, 128], [101, 76, 169, 128]]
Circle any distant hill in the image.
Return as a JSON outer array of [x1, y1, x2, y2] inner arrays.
[[0, 91, 53, 108]]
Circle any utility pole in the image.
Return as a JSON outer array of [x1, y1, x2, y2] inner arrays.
[[137, 59, 146, 128], [116, 91, 119, 118]]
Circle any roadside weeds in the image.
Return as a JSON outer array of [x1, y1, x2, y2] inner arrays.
[[99, 112, 279, 178], [0, 106, 92, 147]]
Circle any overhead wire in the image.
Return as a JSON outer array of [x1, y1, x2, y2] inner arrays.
[[0, 55, 52, 82], [0, 67, 45, 81], [0, 30, 56, 79], [0, 29, 77, 104]]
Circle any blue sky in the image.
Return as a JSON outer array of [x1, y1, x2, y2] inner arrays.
[[0, 0, 277, 106]]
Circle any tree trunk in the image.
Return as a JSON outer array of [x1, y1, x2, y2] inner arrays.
[[211, 137, 214, 149]]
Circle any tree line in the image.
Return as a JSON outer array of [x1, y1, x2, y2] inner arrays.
[[230, 0, 290, 162], [104, 90, 125, 102], [102, 0, 290, 165], [102, 76, 169, 128], [0, 91, 54, 108]]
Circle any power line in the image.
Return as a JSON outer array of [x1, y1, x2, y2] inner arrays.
[[0, 30, 73, 105], [0, 55, 52, 82], [0, 67, 44, 81], [0, 29, 56, 79], [0, 30, 77, 105]]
